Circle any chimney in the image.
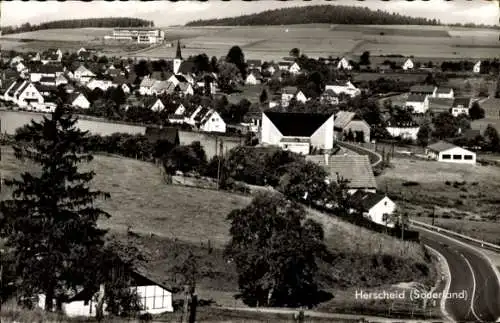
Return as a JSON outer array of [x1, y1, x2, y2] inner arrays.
[[324, 153, 329, 166]]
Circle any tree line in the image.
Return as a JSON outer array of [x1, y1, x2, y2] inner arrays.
[[186, 5, 441, 26], [1, 17, 153, 35]]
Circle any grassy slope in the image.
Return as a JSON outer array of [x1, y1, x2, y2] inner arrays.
[[0, 146, 434, 313]]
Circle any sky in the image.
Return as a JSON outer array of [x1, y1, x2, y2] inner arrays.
[[1, 0, 499, 27]]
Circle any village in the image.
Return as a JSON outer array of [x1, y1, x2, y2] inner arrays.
[[1, 20, 500, 322]]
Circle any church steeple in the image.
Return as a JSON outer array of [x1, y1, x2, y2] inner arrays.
[[175, 39, 182, 60]]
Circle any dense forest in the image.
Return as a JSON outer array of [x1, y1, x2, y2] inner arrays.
[[1, 17, 154, 35], [186, 5, 442, 26]]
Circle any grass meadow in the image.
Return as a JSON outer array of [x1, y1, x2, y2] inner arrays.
[[0, 145, 435, 315], [2, 25, 499, 61]]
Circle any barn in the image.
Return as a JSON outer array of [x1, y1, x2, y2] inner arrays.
[[425, 141, 476, 165]]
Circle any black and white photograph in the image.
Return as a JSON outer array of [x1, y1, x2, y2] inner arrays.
[[0, 0, 499, 322]]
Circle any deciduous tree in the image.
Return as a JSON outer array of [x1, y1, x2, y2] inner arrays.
[[224, 193, 327, 307]]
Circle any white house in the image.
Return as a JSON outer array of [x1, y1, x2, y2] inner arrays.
[[87, 79, 115, 92], [405, 94, 429, 114], [295, 90, 308, 103], [435, 87, 454, 99], [425, 141, 476, 164], [199, 109, 226, 133], [149, 98, 165, 112], [281, 86, 308, 106], [386, 123, 420, 141], [139, 77, 156, 96], [325, 81, 360, 98], [261, 111, 334, 155], [288, 62, 301, 74], [37, 271, 173, 318], [121, 83, 131, 94], [73, 65, 96, 84], [178, 82, 194, 96], [185, 105, 204, 126], [245, 72, 261, 85], [4, 80, 45, 108], [77, 47, 87, 55], [68, 92, 90, 109], [15, 62, 27, 73], [174, 103, 186, 115], [337, 57, 352, 70], [473, 61, 481, 74], [402, 58, 414, 71], [451, 97, 473, 117], [351, 191, 397, 228]]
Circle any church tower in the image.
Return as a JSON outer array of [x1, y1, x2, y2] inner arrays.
[[173, 39, 183, 75]]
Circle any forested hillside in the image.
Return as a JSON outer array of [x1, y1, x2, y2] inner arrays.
[[186, 5, 441, 26], [1, 17, 154, 35]]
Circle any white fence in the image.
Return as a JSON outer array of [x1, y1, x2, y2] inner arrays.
[[410, 219, 500, 252]]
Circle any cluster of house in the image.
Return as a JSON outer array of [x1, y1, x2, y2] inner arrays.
[[404, 84, 477, 116], [259, 110, 397, 228], [0, 44, 230, 133]]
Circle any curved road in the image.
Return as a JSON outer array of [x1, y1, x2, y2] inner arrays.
[[418, 227, 500, 322]]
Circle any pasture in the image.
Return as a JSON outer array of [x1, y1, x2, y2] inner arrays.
[[377, 157, 500, 224], [0, 146, 434, 312], [2, 25, 499, 61]]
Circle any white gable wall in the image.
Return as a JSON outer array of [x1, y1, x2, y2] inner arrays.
[[18, 83, 44, 107], [200, 111, 226, 133], [72, 94, 90, 109], [310, 115, 334, 150], [366, 197, 397, 228], [261, 113, 283, 145]]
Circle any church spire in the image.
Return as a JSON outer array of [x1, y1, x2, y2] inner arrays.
[[175, 39, 182, 60]]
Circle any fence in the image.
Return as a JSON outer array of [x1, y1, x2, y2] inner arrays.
[[410, 219, 500, 252]]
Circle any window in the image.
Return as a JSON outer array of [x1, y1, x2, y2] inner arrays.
[[464, 155, 473, 160], [442, 154, 451, 160], [384, 201, 387, 206], [453, 155, 462, 160]]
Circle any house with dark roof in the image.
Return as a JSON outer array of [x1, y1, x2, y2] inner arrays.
[[425, 140, 476, 164], [246, 59, 262, 71], [405, 94, 429, 114], [350, 191, 397, 228], [261, 111, 334, 155], [334, 111, 371, 143], [320, 89, 339, 105], [409, 85, 437, 96], [305, 154, 377, 194], [281, 86, 307, 107], [451, 97, 473, 117], [428, 97, 454, 115]]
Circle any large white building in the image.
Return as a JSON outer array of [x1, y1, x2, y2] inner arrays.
[[260, 111, 334, 155], [425, 141, 476, 165], [105, 28, 165, 44]]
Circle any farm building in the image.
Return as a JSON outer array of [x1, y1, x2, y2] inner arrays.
[[105, 28, 165, 44], [37, 270, 173, 317], [350, 191, 397, 228], [405, 94, 429, 114], [334, 111, 370, 143], [261, 111, 334, 155], [425, 141, 476, 164], [305, 154, 377, 195]]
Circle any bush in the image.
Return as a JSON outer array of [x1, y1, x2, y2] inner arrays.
[[402, 181, 420, 186]]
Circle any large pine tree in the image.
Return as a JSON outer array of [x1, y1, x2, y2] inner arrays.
[[0, 105, 111, 311]]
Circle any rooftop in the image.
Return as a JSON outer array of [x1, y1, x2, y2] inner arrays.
[[264, 111, 333, 137]]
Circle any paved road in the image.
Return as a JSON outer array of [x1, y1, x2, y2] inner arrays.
[[418, 228, 500, 322]]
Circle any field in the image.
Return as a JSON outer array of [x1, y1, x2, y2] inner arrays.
[[377, 157, 500, 234], [1, 24, 499, 61], [0, 146, 435, 315]]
